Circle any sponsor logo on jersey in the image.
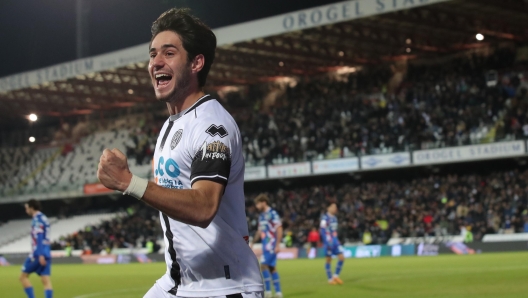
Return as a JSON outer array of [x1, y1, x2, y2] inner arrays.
[[170, 129, 183, 150], [154, 156, 184, 189], [199, 141, 231, 161], [155, 156, 181, 178], [157, 178, 184, 189], [205, 124, 228, 138]]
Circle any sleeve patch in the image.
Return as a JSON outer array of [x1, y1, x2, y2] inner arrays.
[[191, 140, 232, 185]]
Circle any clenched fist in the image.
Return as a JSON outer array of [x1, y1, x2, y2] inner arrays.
[[97, 148, 133, 192]]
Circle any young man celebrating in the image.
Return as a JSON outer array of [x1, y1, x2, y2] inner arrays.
[[251, 194, 283, 298], [96, 8, 263, 298], [320, 203, 345, 285], [20, 199, 53, 298]]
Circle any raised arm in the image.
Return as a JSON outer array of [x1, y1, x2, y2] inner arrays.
[[97, 149, 223, 228]]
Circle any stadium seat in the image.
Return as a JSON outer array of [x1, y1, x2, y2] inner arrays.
[[0, 213, 118, 254]]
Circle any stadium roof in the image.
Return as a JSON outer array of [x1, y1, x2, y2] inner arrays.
[[0, 0, 527, 121]]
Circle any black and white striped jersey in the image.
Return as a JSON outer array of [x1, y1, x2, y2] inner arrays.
[[153, 94, 263, 297]]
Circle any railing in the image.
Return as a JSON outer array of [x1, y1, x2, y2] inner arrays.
[[1, 139, 526, 203]]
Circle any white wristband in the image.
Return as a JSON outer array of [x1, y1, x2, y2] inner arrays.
[[123, 175, 148, 200]]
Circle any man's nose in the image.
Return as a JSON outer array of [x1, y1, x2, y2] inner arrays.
[[150, 55, 165, 70]]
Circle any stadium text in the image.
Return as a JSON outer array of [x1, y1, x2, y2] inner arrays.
[[282, 0, 438, 30], [413, 141, 525, 165], [0, 43, 147, 93], [0, 59, 94, 91]]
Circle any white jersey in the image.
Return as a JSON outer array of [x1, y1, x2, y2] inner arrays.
[[153, 94, 263, 297]]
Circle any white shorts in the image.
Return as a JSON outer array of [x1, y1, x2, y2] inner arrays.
[[144, 282, 264, 298]]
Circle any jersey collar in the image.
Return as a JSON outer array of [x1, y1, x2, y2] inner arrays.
[[169, 106, 191, 122], [184, 94, 213, 115], [168, 94, 213, 122]]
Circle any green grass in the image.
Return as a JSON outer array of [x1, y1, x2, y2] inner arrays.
[[1, 252, 528, 297]]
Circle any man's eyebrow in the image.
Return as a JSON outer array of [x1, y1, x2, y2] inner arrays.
[[149, 44, 179, 53]]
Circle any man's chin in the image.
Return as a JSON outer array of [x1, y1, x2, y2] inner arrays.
[[155, 91, 174, 102]]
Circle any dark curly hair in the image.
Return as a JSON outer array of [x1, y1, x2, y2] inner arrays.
[[151, 8, 216, 87]]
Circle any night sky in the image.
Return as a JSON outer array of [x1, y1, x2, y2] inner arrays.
[[0, 0, 338, 78]]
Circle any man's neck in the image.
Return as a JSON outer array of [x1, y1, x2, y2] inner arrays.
[[166, 90, 206, 115], [32, 211, 40, 218]]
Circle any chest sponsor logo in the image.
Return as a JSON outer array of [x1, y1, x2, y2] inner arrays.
[[199, 141, 231, 161], [155, 156, 180, 178], [171, 129, 183, 150], [205, 124, 228, 138], [154, 156, 184, 189]]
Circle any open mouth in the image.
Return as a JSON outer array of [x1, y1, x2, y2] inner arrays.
[[155, 73, 173, 88]]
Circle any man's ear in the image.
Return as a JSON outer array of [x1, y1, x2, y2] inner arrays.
[[191, 54, 205, 74]]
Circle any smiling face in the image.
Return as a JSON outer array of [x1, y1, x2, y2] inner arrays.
[[148, 31, 193, 102]]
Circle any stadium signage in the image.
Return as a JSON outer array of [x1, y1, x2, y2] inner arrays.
[[312, 157, 359, 174], [360, 152, 411, 170], [413, 140, 525, 165], [0, 0, 450, 93], [482, 233, 528, 243], [0, 59, 94, 92], [416, 243, 439, 256], [267, 162, 311, 178], [388, 235, 464, 245], [355, 245, 382, 258], [281, 0, 451, 31], [83, 182, 113, 194], [251, 247, 299, 260], [244, 166, 267, 181], [0, 43, 147, 92], [342, 244, 415, 258]]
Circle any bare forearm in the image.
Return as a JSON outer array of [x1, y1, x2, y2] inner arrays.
[[276, 226, 283, 247], [252, 230, 261, 245], [141, 181, 220, 228], [97, 148, 223, 228]]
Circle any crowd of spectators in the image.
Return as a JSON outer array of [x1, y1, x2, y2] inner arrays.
[[245, 168, 528, 246], [46, 47, 528, 252], [51, 206, 161, 254], [237, 48, 528, 165], [50, 166, 528, 253], [14, 48, 526, 167]]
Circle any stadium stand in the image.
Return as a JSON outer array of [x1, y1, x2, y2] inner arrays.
[[50, 207, 161, 254], [0, 219, 41, 247], [0, 213, 117, 254], [244, 168, 528, 246], [40, 165, 528, 251], [0, 129, 152, 197], [0, 40, 527, 250], [4, 48, 524, 169], [238, 49, 528, 165], [0, 147, 32, 189]]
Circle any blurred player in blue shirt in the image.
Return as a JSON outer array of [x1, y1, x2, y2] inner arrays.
[[19, 199, 53, 298], [320, 202, 345, 285], [251, 194, 283, 298]]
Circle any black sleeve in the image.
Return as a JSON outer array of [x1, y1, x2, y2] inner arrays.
[[190, 140, 231, 186]]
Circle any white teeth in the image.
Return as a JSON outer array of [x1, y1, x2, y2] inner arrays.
[[155, 74, 171, 79]]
